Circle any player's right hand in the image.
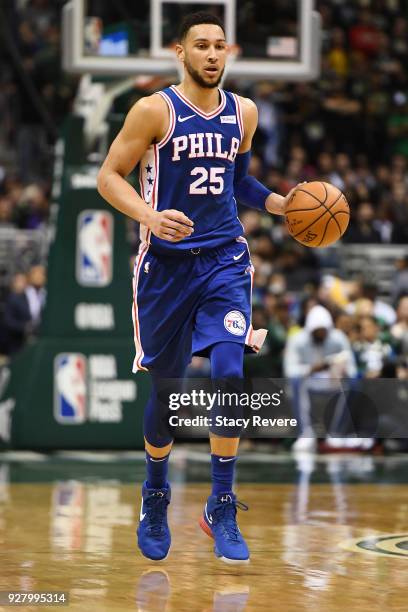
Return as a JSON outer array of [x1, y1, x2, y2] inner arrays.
[[148, 209, 194, 242]]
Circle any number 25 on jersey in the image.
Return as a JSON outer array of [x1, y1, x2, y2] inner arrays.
[[190, 167, 225, 195]]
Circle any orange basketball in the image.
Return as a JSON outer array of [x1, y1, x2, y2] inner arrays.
[[285, 181, 350, 247]]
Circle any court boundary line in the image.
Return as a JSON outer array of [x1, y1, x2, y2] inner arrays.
[[1, 449, 408, 464]]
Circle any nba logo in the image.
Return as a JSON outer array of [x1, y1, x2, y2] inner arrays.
[[54, 353, 87, 424], [76, 210, 113, 286]]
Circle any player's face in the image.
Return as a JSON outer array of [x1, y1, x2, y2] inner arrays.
[[181, 24, 227, 88]]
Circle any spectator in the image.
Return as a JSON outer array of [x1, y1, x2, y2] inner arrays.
[[345, 280, 397, 327], [373, 202, 393, 243], [390, 183, 408, 244], [360, 281, 396, 327], [15, 183, 49, 229], [283, 305, 356, 453], [391, 296, 408, 357], [387, 94, 408, 159], [275, 246, 319, 293], [353, 315, 394, 378], [391, 256, 408, 305], [252, 82, 281, 166], [321, 79, 362, 154], [344, 202, 382, 244], [25, 264, 46, 330], [0, 196, 14, 227], [267, 297, 292, 377], [349, 9, 381, 57], [334, 312, 354, 338], [2, 273, 31, 355], [327, 27, 348, 77]]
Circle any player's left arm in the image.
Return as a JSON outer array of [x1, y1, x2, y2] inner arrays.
[[235, 96, 299, 215]]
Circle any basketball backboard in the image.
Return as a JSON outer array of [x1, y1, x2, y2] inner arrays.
[[63, 0, 321, 81]]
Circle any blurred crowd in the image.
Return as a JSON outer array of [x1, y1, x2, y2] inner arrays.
[[0, 0, 75, 236], [0, 178, 50, 230], [188, 210, 408, 381], [0, 0, 73, 358], [0, 264, 46, 359], [239, 0, 408, 244]]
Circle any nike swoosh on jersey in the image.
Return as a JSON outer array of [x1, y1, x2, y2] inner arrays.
[[178, 113, 196, 122], [149, 456, 167, 462], [219, 457, 236, 462], [233, 251, 246, 261]]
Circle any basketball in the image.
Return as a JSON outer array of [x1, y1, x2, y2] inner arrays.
[[285, 181, 350, 248]]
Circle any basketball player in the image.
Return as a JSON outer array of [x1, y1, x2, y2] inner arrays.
[[97, 12, 298, 564]]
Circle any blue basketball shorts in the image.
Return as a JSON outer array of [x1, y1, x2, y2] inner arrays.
[[131, 238, 255, 373]]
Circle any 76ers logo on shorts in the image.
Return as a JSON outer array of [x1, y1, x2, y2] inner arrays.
[[54, 353, 87, 424], [224, 310, 246, 336], [76, 210, 113, 286]]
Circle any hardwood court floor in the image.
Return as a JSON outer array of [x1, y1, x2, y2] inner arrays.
[[0, 456, 407, 611]]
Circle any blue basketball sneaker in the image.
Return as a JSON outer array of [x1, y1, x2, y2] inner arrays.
[[199, 492, 250, 564], [137, 481, 171, 561]]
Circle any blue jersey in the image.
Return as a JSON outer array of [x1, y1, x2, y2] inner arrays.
[[139, 85, 244, 253]]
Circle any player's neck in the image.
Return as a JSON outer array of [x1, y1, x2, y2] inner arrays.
[[177, 80, 221, 114]]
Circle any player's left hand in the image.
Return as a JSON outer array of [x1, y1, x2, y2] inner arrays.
[[265, 182, 306, 216], [283, 182, 307, 211]]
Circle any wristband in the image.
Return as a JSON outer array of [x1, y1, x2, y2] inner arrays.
[[234, 152, 272, 211]]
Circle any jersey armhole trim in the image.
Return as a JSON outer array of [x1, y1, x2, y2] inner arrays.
[[156, 91, 176, 148], [232, 93, 244, 141]]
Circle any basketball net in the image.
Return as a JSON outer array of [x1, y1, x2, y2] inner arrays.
[[171, 43, 241, 85]]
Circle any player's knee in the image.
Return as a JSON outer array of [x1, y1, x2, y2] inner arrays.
[[144, 394, 174, 447], [144, 418, 173, 448]]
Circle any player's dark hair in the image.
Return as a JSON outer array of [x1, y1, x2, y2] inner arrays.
[[178, 11, 225, 42]]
